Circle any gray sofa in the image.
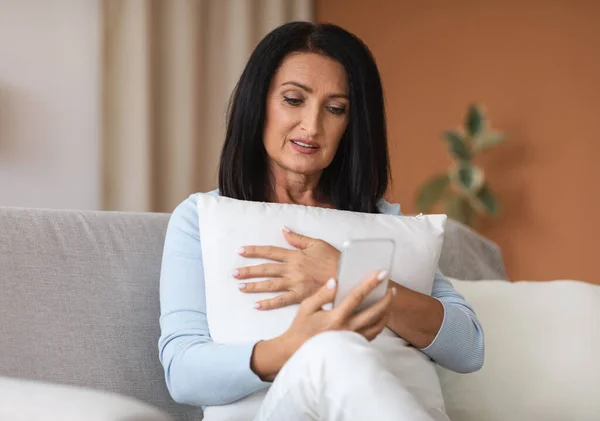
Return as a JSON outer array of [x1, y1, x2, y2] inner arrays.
[[0, 205, 506, 420]]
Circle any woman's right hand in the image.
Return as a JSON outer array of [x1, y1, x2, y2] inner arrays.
[[284, 270, 394, 347], [251, 271, 394, 381]]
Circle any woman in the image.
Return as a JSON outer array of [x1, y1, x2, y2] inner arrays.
[[159, 22, 484, 421]]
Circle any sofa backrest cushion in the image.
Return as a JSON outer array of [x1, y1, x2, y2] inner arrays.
[[0, 207, 200, 421]]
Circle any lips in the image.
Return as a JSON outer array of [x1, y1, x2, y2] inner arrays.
[[289, 138, 320, 155]]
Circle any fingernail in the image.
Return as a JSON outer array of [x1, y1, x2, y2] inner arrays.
[[377, 270, 389, 282], [253, 302, 261, 309], [237, 247, 246, 255], [232, 269, 240, 277], [282, 225, 292, 233], [326, 278, 336, 290], [238, 283, 246, 290], [392, 287, 397, 296]]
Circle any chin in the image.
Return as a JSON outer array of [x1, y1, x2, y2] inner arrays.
[[279, 157, 327, 177]]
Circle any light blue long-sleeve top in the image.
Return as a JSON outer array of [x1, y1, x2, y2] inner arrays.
[[158, 191, 484, 407]]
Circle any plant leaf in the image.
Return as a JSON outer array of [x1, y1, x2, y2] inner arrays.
[[450, 164, 484, 193], [445, 195, 475, 226], [465, 104, 485, 137], [416, 174, 450, 213], [475, 184, 500, 216], [443, 131, 471, 161], [473, 131, 505, 153]]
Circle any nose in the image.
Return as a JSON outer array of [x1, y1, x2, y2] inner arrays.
[[301, 103, 322, 138]]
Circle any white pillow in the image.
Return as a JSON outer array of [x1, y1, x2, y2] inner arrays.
[[439, 278, 600, 421], [197, 193, 446, 343], [197, 194, 448, 419]]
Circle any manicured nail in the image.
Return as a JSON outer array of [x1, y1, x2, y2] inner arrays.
[[392, 287, 397, 296], [326, 278, 336, 290], [377, 270, 389, 282], [253, 302, 261, 309], [238, 283, 246, 290], [232, 269, 240, 277], [237, 247, 246, 255], [282, 225, 292, 233]]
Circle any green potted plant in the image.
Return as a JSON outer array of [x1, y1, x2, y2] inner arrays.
[[415, 104, 505, 227]]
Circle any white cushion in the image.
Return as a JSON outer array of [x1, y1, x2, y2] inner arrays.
[[197, 194, 447, 344], [0, 376, 170, 421], [439, 278, 600, 421], [196, 194, 448, 417]]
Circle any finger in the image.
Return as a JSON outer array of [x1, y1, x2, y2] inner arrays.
[[233, 263, 285, 280], [301, 278, 337, 314], [255, 292, 299, 311], [282, 226, 313, 250], [239, 245, 289, 262], [238, 278, 289, 293], [347, 288, 393, 332], [334, 270, 389, 320], [357, 313, 389, 341]]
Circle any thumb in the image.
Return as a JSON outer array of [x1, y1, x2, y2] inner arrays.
[[302, 278, 337, 313], [282, 226, 313, 250]]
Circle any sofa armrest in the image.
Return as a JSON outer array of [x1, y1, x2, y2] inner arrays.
[[0, 376, 172, 421]]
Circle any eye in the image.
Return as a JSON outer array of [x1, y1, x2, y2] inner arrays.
[[326, 105, 347, 116], [283, 96, 303, 106]]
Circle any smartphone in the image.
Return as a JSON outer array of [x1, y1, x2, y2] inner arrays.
[[332, 238, 395, 312]]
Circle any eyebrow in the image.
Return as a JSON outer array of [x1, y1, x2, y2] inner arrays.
[[281, 81, 349, 100]]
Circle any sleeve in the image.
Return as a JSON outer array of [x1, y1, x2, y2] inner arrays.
[[157, 194, 270, 407], [418, 271, 485, 373]]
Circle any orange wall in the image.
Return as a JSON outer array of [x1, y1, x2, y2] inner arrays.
[[316, 0, 600, 283]]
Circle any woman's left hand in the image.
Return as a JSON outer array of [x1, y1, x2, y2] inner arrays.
[[234, 227, 340, 310]]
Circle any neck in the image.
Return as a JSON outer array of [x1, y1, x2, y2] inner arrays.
[[267, 164, 331, 208]]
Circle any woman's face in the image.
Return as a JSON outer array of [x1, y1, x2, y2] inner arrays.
[[263, 52, 350, 178]]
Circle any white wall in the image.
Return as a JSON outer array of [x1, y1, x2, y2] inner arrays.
[[0, 0, 101, 210]]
